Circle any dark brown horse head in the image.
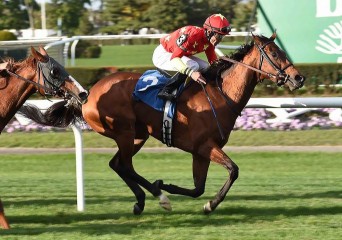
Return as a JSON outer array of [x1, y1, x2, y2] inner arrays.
[[31, 46, 88, 104], [252, 32, 305, 91]]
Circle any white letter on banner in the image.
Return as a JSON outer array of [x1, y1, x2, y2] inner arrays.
[[316, 0, 342, 17]]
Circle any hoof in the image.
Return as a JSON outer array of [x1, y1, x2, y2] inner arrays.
[[154, 180, 164, 188], [203, 201, 213, 215], [0, 213, 10, 229], [133, 203, 143, 215], [159, 193, 172, 211]]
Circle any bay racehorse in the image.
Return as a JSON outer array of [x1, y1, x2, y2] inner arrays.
[[18, 33, 305, 215], [0, 47, 88, 229]]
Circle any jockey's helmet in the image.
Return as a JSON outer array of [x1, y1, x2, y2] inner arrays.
[[203, 14, 231, 35]]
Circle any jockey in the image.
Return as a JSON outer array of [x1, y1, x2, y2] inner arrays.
[[152, 13, 231, 100]]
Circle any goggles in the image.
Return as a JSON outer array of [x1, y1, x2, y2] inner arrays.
[[213, 26, 231, 35]]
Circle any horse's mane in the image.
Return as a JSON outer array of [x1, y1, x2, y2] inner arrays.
[[203, 40, 255, 81], [1, 55, 36, 72]]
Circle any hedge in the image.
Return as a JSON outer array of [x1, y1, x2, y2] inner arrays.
[[66, 63, 342, 96]]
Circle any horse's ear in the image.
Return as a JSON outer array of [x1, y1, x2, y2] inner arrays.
[[251, 32, 261, 44], [38, 46, 49, 57], [31, 46, 48, 62], [270, 30, 277, 41]]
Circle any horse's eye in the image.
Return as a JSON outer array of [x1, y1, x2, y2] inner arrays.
[[271, 52, 278, 58], [50, 68, 59, 78]]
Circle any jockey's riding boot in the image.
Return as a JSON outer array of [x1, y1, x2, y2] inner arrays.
[[157, 72, 187, 100]]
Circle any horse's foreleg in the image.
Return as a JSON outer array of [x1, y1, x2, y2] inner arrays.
[[203, 147, 239, 214], [0, 199, 10, 229], [154, 153, 210, 198], [131, 130, 171, 211], [112, 131, 169, 213], [109, 151, 146, 215]]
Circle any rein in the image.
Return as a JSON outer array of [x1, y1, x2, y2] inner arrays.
[[5, 69, 53, 94], [220, 56, 278, 80], [200, 82, 225, 140], [220, 40, 293, 86]]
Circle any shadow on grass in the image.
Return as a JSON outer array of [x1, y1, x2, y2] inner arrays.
[[2, 195, 134, 207], [0, 190, 341, 237], [4, 190, 341, 208], [1, 204, 342, 237]]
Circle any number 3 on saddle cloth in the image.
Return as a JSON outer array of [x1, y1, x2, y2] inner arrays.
[[133, 70, 185, 147]]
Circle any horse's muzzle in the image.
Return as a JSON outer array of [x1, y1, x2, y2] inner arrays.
[[287, 74, 305, 91]]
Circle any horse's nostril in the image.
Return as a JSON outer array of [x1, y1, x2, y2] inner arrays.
[[295, 75, 305, 82], [79, 91, 88, 101]]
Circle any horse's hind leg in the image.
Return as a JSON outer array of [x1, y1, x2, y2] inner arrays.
[[155, 153, 210, 198], [0, 199, 10, 229]]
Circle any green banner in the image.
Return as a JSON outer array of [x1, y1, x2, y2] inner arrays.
[[257, 0, 342, 63]]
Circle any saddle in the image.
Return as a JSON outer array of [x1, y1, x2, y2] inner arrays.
[[133, 69, 187, 147]]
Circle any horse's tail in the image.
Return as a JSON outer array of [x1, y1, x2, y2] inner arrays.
[[18, 99, 84, 128]]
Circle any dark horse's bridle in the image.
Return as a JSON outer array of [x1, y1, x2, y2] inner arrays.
[[255, 40, 293, 86], [216, 38, 303, 117], [4, 57, 68, 97], [221, 39, 294, 86]]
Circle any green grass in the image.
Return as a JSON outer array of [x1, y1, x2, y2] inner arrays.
[[73, 44, 157, 68], [0, 152, 341, 239], [72, 44, 237, 68], [1, 129, 342, 148]]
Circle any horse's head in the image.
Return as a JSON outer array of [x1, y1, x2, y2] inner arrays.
[[252, 32, 305, 91], [31, 47, 88, 104]]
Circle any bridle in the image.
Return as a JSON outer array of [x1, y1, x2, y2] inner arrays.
[[202, 37, 303, 141], [255, 41, 293, 86], [221, 39, 295, 87], [3, 57, 67, 97], [213, 38, 297, 117]]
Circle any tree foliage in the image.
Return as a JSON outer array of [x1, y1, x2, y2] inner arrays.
[[185, 0, 239, 29], [0, 0, 257, 35], [143, 0, 187, 33], [0, 0, 30, 30], [101, 0, 150, 34], [46, 0, 91, 36], [76, 12, 95, 35], [100, 0, 249, 33], [233, 0, 257, 31]]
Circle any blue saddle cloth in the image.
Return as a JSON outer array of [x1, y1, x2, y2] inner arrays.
[[133, 70, 184, 118]]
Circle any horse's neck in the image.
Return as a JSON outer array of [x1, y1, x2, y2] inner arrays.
[[0, 68, 36, 132], [221, 53, 259, 113]]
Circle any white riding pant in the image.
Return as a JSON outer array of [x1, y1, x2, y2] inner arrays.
[[152, 44, 209, 72]]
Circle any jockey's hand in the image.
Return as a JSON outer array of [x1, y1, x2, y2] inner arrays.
[[190, 71, 206, 85]]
